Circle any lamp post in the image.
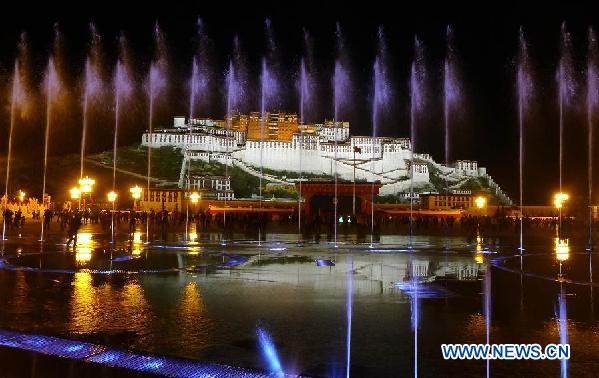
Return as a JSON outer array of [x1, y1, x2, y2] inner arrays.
[[553, 192, 569, 237], [107, 191, 117, 244], [474, 195, 487, 231], [130, 185, 142, 210], [78, 176, 95, 210], [70, 187, 81, 210], [187, 191, 200, 242], [475, 196, 487, 211]]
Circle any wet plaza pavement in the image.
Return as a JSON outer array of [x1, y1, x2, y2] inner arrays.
[[0, 221, 598, 377]]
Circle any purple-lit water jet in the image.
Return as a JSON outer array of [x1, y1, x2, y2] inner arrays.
[[587, 28, 598, 250], [371, 27, 391, 247], [333, 23, 351, 248], [145, 23, 168, 242], [333, 27, 354, 375], [557, 286, 568, 378], [409, 36, 426, 247], [256, 327, 283, 375], [443, 26, 461, 168], [297, 58, 309, 241], [409, 35, 426, 378], [259, 21, 280, 243], [186, 19, 213, 242], [557, 22, 576, 232], [296, 29, 314, 243], [189, 18, 211, 119], [517, 27, 533, 252], [224, 36, 247, 242]]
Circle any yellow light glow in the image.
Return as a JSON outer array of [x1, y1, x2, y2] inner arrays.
[[475, 196, 487, 209], [555, 237, 570, 261], [133, 231, 142, 244], [132, 231, 143, 255], [107, 191, 118, 203], [78, 176, 95, 194], [130, 185, 142, 199], [75, 232, 93, 264], [189, 232, 198, 242], [17, 190, 25, 202], [474, 234, 484, 263], [190, 192, 200, 204], [70, 187, 81, 200], [553, 192, 569, 209], [475, 253, 484, 264]]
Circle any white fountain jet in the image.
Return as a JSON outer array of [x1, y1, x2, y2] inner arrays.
[[111, 36, 133, 245], [144, 23, 168, 243], [40, 58, 61, 243], [79, 24, 103, 180], [2, 60, 26, 243]]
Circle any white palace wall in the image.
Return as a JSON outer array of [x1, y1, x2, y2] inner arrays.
[[140, 117, 514, 202]]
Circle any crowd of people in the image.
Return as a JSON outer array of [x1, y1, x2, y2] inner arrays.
[[0, 205, 583, 245]]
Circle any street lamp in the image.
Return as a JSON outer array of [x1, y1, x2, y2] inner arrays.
[[475, 196, 487, 209], [78, 176, 95, 210], [107, 191, 118, 203], [553, 192, 569, 209], [78, 176, 95, 194], [107, 191, 118, 244], [70, 187, 81, 211], [190, 192, 200, 204], [130, 185, 142, 210], [70, 187, 81, 200], [130, 186, 142, 199]]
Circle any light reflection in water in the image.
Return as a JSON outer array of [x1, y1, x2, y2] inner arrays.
[[75, 233, 93, 264], [189, 222, 199, 244], [70, 272, 150, 334], [174, 282, 212, 350], [475, 234, 484, 264], [132, 231, 143, 255], [555, 238, 570, 262], [70, 272, 95, 333]]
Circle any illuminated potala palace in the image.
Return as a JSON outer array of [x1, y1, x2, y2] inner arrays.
[[141, 112, 511, 202]]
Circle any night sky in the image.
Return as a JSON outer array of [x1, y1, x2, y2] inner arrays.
[[0, 1, 597, 205]]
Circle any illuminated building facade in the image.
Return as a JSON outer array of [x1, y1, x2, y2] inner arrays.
[[420, 193, 475, 210], [141, 115, 511, 203]]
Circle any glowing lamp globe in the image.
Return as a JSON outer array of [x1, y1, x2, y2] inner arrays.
[[78, 176, 95, 193], [130, 185, 142, 200], [107, 191, 118, 203], [474, 196, 487, 209], [70, 187, 81, 200]]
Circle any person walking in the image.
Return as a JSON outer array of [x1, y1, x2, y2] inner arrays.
[[66, 212, 82, 247]]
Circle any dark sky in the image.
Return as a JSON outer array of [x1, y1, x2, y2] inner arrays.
[[0, 1, 597, 205]]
